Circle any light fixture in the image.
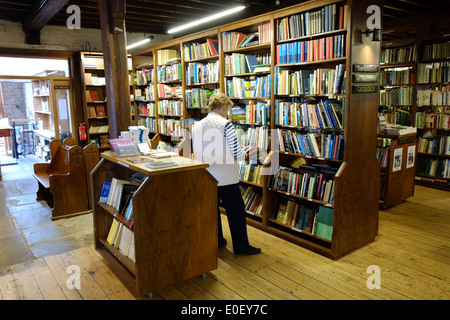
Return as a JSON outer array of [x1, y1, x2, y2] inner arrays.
[[363, 28, 381, 42], [167, 5, 247, 34], [126, 35, 154, 50]]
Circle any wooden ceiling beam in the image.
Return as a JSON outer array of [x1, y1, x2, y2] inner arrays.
[[22, 0, 70, 31]]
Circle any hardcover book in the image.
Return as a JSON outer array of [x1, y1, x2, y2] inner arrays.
[[109, 138, 140, 158]]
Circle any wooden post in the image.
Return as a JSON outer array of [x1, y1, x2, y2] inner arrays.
[[97, 0, 131, 139]]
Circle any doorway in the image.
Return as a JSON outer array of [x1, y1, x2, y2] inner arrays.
[[0, 56, 76, 165]]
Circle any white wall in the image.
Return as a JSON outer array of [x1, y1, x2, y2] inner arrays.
[[0, 19, 171, 53]]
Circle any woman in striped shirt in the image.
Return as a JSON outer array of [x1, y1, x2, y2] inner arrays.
[[192, 93, 261, 255]]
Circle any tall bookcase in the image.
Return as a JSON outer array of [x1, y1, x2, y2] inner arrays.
[[91, 151, 218, 298], [380, 40, 450, 191], [79, 52, 133, 150], [415, 40, 450, 190], [131, 0, 382, 259]]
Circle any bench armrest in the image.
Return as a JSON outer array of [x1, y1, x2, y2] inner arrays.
[[34, 163, 50, 173]]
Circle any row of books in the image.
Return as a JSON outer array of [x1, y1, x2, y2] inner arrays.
[[415, 112, 450, 130], [275, 64, 346, 95], [276, 34, 347, 65], [381, 67, 415, 86], [157, 49, 178, 65], [231, 101, 270, 126], [376, 146, 389, 168], [240, 186, 263, 216], [132, 68, 153, 86], [274, 99, 343, 130], [276, 129, 344, 160], [89, 125, 109, 134], [85, 90, 102, 102], [239, 162, 263, 185], [269, 166, 335, 204], [185, 88, 216, 109], [417, 87, 450, 106], [106, 219, 135, 262], [276, 4, 347, 40], [378, 107, 412, 126], [158, 100, 183, 116], [417, 62, 450, 84], [222, 23, 271, 51], [88, 106, 106, 118], [274, 200, 333, 241], [157, 84, 183, 99], [85, 73, 106, 86], [99, 178, 137, 222], [134, 86, 154, 102], [157, 63, 182, 82], [224, 53, 271, 75], [185, 61, 220, 85], [135, 116, 156, 133], [381, 45, 416, 64], [225, 75, 271, 98], [379, 87, 413, 106], [184, 118, 199, 139], [418, 136, 450, 155], [235, 125, 269, 151], [416, 157, 450, 179], [90, 135, 109, 148], [183, 39, 219, 61], [421, 42, 450, 61], [158, 118, 182, 136], [136, 102, 156, 117]]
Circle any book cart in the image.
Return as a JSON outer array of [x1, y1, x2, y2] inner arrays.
[[91, 151, 218, 298], [377, 132, 417, 208]]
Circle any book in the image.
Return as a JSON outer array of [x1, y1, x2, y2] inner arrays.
[[109, 138, 140, 158], [106, 219, 120, 244], [99, 181, 111, 203], [314, 206, 333, 241], [149, 151, 178, 159], [96, 106, 105, 117], [145, 159, 178, 169]]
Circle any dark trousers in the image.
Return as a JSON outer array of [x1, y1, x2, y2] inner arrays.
[[218, 183, 250, 252]]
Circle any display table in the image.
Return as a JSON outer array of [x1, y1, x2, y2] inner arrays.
[[91, 151, 218, 298]]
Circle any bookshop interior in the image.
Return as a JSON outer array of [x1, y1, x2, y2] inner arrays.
[[0, 0, 449, 302]]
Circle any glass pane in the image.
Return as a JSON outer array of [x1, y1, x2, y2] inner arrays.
[[0, 57, 69, 77], [54, 85, 73, 140]]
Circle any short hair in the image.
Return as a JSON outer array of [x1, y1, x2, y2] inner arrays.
[[208, 92, 233, 111]]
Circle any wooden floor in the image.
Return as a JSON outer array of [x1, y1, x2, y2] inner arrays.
[[0, 185, 449, 300]]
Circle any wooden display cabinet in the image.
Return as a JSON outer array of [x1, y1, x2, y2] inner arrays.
[[377, 132, 417, 208], [91, 151, 218, 298]]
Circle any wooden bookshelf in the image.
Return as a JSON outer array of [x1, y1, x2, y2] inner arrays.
[[131, 0, 382, 259], [79, 52, 133, 149], [91, 151, 218, 298]]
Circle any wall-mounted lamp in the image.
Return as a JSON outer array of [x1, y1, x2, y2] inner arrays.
[[126, 35, 154, 50], [363, 28, 381, 41]]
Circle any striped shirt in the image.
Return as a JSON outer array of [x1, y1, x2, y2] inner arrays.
[[224, 122, 245, 160]]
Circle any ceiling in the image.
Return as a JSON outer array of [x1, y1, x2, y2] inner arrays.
[[0, 0, 450, 44]]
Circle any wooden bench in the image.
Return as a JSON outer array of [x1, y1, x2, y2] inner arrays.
[[33, 139, 100, 220]]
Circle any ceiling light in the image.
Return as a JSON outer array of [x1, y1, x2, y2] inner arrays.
[[126, 35, 154, 50], [167, 6, 246, 34]]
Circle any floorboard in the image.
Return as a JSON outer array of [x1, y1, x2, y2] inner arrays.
[[0, 185, 449, 300]]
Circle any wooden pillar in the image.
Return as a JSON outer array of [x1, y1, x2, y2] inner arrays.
[[97, 0, 131, 139]]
